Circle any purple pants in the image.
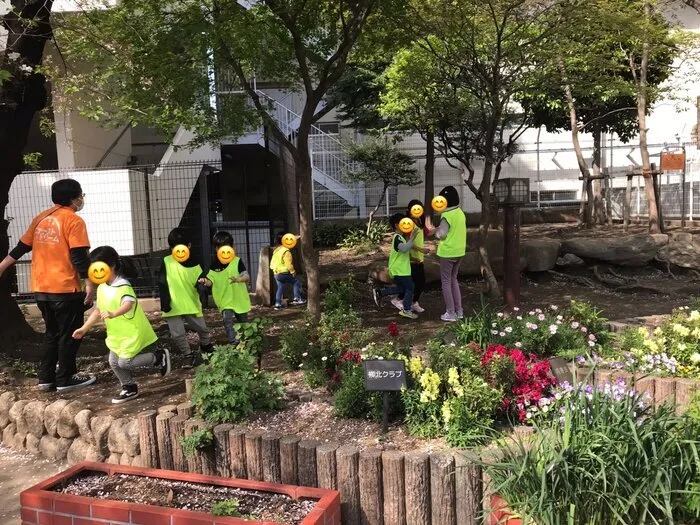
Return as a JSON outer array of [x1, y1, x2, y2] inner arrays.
[[439, 257, 463, 315]]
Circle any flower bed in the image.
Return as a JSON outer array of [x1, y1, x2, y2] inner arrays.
[[20, 462, 340, 525]]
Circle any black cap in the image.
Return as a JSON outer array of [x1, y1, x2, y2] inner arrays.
[[51, 179, 82, 206]]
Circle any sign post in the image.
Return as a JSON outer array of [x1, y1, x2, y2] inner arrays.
[[363, 359, 407, 434], [660, 146, 687, 227]]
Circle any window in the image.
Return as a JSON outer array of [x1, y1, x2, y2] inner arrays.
[[313, 122, 340, 135]]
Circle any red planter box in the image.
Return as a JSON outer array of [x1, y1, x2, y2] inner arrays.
[[489, 494, 523, 525], [20, 462, 340, 525]]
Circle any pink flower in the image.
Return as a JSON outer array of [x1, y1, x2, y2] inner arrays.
[[581, 326, 588, 334]]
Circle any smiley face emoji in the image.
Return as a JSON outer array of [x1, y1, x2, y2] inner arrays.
[[217, 245, 235, 265], [281, 233, 297, 249], [431, 195, 448, 213], [172, 244, 190, 263], [399, 217, 414, 234], [88, 261, 111, 285], [410, 204, 424, 218]]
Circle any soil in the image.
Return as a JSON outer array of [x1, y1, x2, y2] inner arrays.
[[2, 223, 699, 451], [55, 472, 315, 524]]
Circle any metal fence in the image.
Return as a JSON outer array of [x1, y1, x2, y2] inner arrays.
[[6, 160, 279, 301]]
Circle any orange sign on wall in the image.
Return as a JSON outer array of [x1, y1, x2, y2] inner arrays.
[[659, 152, 686, 172]]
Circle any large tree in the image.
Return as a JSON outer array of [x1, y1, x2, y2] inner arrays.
[[53, 0, 404, 315], [0, 0, 54, 352]]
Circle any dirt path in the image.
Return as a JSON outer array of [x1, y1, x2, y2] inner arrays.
[[0, 445, 64, 525]]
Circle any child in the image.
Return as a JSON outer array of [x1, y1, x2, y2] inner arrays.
[[372, 213, 419, 319], [392, 199, 430, 314], [270, 233, 306, 310], [199, 231, 251, 344], [73, 246, 170, 404], [159, 228, 213, 367], [426, 186, 467, 322]]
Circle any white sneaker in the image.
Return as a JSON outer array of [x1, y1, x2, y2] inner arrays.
[[390, 298, 404, 310], [456, 310, 464, 319], [441, 312, 458, 322], [412, 302, 425, 313]]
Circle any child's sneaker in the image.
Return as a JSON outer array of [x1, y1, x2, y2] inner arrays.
[[56, 374, 96, 392], [273, 303, 284, 310], [440, 312, 458, 322], [112, 384, 138, 404], [399, 310, 418, 319], [291, 298, 307, 306], [182, 353, 196, 369], [412, 302, 425, 313], [154, 348, 171, 377], [372, 286, 382, 307], [456, 310, 464, 320], [391, 298, 404, 310]]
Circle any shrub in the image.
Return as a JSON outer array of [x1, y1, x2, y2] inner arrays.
[[279, 320, 316, 369], [487, 385, 700, 524], [313, 223, 353, 248], [192, 347, 284, 422], [449, 306, 497, 349], [338, 221, 390, 250], [427, 341, 482, 379], [403, 387, 443, 438], [234, 317, 271, 368], [323, 277, 356, 312]]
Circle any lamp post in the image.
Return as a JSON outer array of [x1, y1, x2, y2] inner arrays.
[[493, 178, 530, 310]]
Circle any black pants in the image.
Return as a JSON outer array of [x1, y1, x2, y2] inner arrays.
[[399, 262, 425, 303], [37, 298, 85, 386]]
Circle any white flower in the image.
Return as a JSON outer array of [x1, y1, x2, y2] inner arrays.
[[7, 52, 20, 62], [550, 305, 559, 311], [538, 314, 545, 321], [497, 312, 504, 318], [505, 327, 513, 333], [691, 353, 700, 364], [299, 363, 303, 368], [549, 324, 558, 334], [571, 322, 579, 329], [321, 356, 327, 362], [302, 352, 308, 357], [588, 341, 596, 347], [513, 307, 520, 312], [492, 330, 499, 335], [492, 322, 498, 328], [377, 357, 384, 360], [499, 332, 506, 337], [516, 316, 523, 321], [515, 342, 522, 348], [556, 315, 563, 321], [18, 64, 33, 74]]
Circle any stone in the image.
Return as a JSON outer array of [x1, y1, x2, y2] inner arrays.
[[131, 455, 143, 467], [556, 253, 585, 267], [0, 412, 9, 430], [650, 234, 669, 247], [39, 435, 71, 461], [44, 400, 70, 437], [0, 391, 17, 415], [657, 240, 700, 270], [57, 401, 87, 439], [106, 453, 122, 465], [12, 433, 27, 452], [9, 400, 29, 435], [26, 433, 40, 455], [669, 231, 693, 243], [23, 401, 47, 439], [119, 453, 132, 466], [2, 423, 16, 447], [521, 238, 561, 272], [467, 230, 504, 258], [460, 252, 527, 277], [91, 415, 114, 457], [67, 437, 105, 465], [75, 409, 94, 444], [424, 259, 442, 284], [108, 418, 129, 454], [124, 419, 141, 457], [560, 234, 659, 266]]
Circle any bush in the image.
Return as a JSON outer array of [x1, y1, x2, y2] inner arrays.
[[323, 277, 356, 312], [279, 320, 316, 369], [427, 341, 482, 379], [192, 347, 284, 422], [487, 384, 700, 524], [449, 306, 497, 349], [338, 221, 391, 250], [234, 317, 271, 368], [179, 428, 213, 459], [313, 223, 353, 248]]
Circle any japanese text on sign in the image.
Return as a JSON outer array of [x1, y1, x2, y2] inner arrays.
[[364, 359, 407, 392]]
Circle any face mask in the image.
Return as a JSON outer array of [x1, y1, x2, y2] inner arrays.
[[73, 195, 85, 212]]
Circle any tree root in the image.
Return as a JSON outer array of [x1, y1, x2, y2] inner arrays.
[[547, 270, 596, 288]]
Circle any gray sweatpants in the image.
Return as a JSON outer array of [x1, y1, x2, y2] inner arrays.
[[109, 351, 156, 387], [166, 315, 211, 356]]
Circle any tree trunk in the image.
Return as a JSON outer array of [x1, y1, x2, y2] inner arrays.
[[366, 184, 387, 236], [0, 0, 54, 353], [294, 133, 321, 316], [477, 153, 500, 297], [424, 132, 435, 220], [638, 1, 660, 234], [592, 128, 607, 225]]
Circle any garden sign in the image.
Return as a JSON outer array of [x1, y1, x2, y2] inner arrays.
[[364, 359, 407, 434]]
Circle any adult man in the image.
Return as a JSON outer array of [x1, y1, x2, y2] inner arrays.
[[0, 179, 96, 392]]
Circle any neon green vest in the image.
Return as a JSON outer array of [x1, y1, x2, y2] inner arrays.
[[97, 283, 157, 359], [207, 257, 252, 314], [162, 255, 203, 318], [410, 228, 425, 263], [436, 208, 467, 258], [270, 246, 291, 274], [388, 233, 411, 278]]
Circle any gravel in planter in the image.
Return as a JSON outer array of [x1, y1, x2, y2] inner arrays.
[[55, 472, 316, 524]]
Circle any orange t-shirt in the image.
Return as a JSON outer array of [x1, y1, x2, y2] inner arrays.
[[20, 206, 90, 294]]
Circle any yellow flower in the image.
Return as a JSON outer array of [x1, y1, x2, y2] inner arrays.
[[689, 310, 700, 321], [409, 357, 424, 378], [441, 400, 452, 426], [419, 368, 441, 403]]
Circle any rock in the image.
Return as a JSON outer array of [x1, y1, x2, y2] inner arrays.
[[424, 259, 442, 284], [57, 401, 87, 439], [460, 252, 527, 277], [650, 234, 669, 247], [67, 437, 104, 465], [669, 231, 693, 243], [0, 391, 17, 415], [23, 401, 47, 439], [91, 415, 114, 457], [131, 455, 143, 467], [106, 453, 122, 465], [0, 412, 9, 430], [557, 253, 585, 267], [657, 240, 700, 270], [9, 400, 29, 435], [467, 230, 504, 258], [2, 423, 16, 447], [521, 238, 561, 272], [26, 433, 40, 455], [157, 405, 178, 415], [44, 400, 70, 437], [39, 435, 71, 461], [108, 418, 129, 454], [560, 234, 659, 266], [124, 419, 140, 457], [119, 453, 132, 466], [75, 410, 94, 444], [12, 433, 26, 452]]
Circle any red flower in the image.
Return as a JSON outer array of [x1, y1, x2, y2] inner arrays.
[[388, 321, 400, 337]]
